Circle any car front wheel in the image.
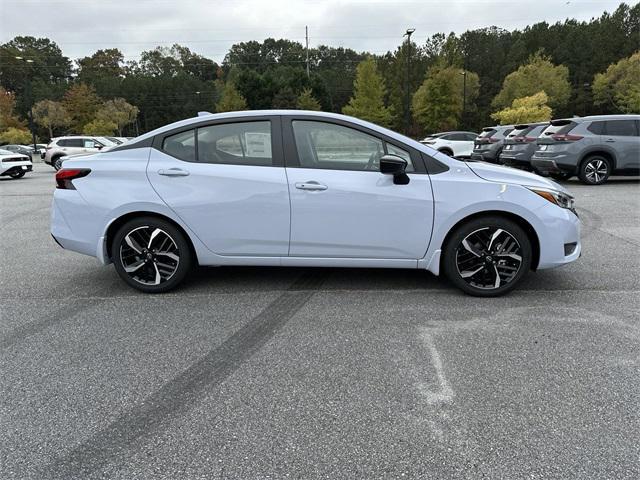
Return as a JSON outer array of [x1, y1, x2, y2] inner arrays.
[[8, 171, 25, 179], [442, 216, 532, 297], [112, 217, 192, 293]]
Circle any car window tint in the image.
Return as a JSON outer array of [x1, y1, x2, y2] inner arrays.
[[162, 130, 196, 161], [587, 121, 605, 135], [292, 120, 386, 172], [386, 143, 414, 172], [465, 133, 478, 141], [83, 139, 96, 148], [528, 125, 546, 137], [605, 120, 636, 136], [542, 121, 576, 136], [66, 139, 84, 148], [448, 133, 466, 141], [198, 121, 272, 166], [478, 129, 496, 138]]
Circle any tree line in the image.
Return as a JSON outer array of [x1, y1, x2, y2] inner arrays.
[[0, 2, 638, 144]]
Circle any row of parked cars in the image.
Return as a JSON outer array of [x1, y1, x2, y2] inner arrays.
[[421, 114, 640, 185]]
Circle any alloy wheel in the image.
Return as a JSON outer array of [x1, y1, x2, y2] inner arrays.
[[455, 227, 523, 290], [584, 158, 608, 184], [119, 226, 180, 286]]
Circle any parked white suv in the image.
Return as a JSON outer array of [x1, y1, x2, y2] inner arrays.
[[420, 131, 478, 158], [44, 136, 116, 170]]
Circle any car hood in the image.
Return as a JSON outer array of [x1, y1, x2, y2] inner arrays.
[[465, 161, 569, 194]]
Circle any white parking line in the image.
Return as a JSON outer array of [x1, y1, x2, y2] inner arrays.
[[418, 329, 454, 404]]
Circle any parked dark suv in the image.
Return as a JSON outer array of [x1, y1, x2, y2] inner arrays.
[[470, 125, 514, 163], [531, 115, 640, 185], [499, 122, 548, 172]]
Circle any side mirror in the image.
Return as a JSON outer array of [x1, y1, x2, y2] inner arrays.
[[96, 144, 104, 150], [380, 155, 410, 185]]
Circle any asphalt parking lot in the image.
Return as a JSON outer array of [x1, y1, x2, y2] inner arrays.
[[1, 162, 639, 479]]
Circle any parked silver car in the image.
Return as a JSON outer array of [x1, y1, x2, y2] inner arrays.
[[531, 115, 640, 185], [44, 136, 116, 170]]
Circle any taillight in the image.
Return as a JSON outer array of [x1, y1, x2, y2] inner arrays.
[[477, 137, 498, 144], [551, 134, 583, 142], [55, 168, 91, 189], [524, 136, 536, 142]]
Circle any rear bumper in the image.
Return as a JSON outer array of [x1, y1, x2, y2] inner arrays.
[[0, 163, 32, 176], [531, 152, 578, 175]]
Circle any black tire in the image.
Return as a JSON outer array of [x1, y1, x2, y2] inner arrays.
[[578, 155, 610, 185], [8, 171, 25, 179], [52, 156, 63, 171], [112, 216, 192, 293], [550, 172, 572, 181], [442, 216, 532, 297], [438, 148, 453, 157]]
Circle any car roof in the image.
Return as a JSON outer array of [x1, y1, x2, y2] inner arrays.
[[427, 131, 478, 136], [552, 114, 640, 124]]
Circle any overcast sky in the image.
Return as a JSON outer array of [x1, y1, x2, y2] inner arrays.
[[0, 0, 627, 63]]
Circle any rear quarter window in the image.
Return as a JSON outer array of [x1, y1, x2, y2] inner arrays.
[[587, 121, 605, 135]]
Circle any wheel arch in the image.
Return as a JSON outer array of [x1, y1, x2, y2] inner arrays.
[[438, 147, 454, 156], [105, 211, 199, 265], [578, 148, 617, 171], [439, 210, 540, 272]]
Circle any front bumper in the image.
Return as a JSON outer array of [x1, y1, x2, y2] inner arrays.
[[0, 163, 33, 176], [535, 202, 581, 270]]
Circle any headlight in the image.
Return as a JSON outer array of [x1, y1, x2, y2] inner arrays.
[[528, 187, 575, 210]]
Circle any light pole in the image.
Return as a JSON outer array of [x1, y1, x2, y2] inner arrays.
[[15, 56, 37, 154], [403, 28, 415, 136], [460, 70, 467, 130]]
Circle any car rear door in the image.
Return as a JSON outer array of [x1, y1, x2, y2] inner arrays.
[[604, 119, 640, 169], [282, 117, 433, 260], [147, 116, 290, 256]]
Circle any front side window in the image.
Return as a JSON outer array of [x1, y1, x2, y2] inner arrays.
[[84, 139, 99, 148], [292, 120, 414, 172], [198, 121, 272, 166], [605, 120, 637, 137], [163, 130, 196, 162]]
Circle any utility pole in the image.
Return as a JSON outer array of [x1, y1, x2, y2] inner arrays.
[[403, 28, 415, 136], [305, 26, 310, 78], [460, 70, 467, 130], [15, 55, 37, 152]]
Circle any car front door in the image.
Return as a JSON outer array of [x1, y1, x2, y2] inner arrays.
[[147, 117, 290, 257], [604, 119, 640, 169], [283, 118, 433, 260]]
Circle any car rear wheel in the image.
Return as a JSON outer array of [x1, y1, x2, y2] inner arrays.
[[578, 155, 610, 185], [112, 217, 192, 293], [53, 157, 63, 171], [8, 171, 25, 179], [438, 148, 453, 157], [442, 216, 532, 297]]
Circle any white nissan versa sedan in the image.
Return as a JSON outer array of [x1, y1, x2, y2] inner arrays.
[[51, 110, 581, 296]]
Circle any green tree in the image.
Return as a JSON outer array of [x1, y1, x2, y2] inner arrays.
[[83, 118, 117, 136], [491, 91, 553, 124], [216, 82, 248, 112], [412, 65, 480, 133], [0, 126, 31, 144], [96, 98, 139, 136], [297, 88, 321, 110], [492, 53, 571, 111], [32, 100, 69, 139], [272, 87, 298, 109], [63, 83, 102, 133], [592, 51, 640, 113], [342, 58, 393, 127]]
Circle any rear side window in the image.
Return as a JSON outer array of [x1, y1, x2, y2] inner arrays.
[[163, 130, 196, 162], [448, 133, 468, 141], [508, 127, 530, 138], [528, 125, 546, 137], [198, 121, 272, 166], [464, 133, 477, 141], [587, 121, 605, 135], [605, 120, 637, 136]]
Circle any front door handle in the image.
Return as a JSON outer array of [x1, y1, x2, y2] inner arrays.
[[295, 181, 328, 191], [158, 168, 190, 177], [605, 138, 615, 142]]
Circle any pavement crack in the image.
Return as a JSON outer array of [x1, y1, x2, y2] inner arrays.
[[43, 271, 326, 479]]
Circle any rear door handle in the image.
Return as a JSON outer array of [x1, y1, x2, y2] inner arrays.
[[605, 138, 615, 142], [295, 181, 328, 191], [158, 168, 190, 177]]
